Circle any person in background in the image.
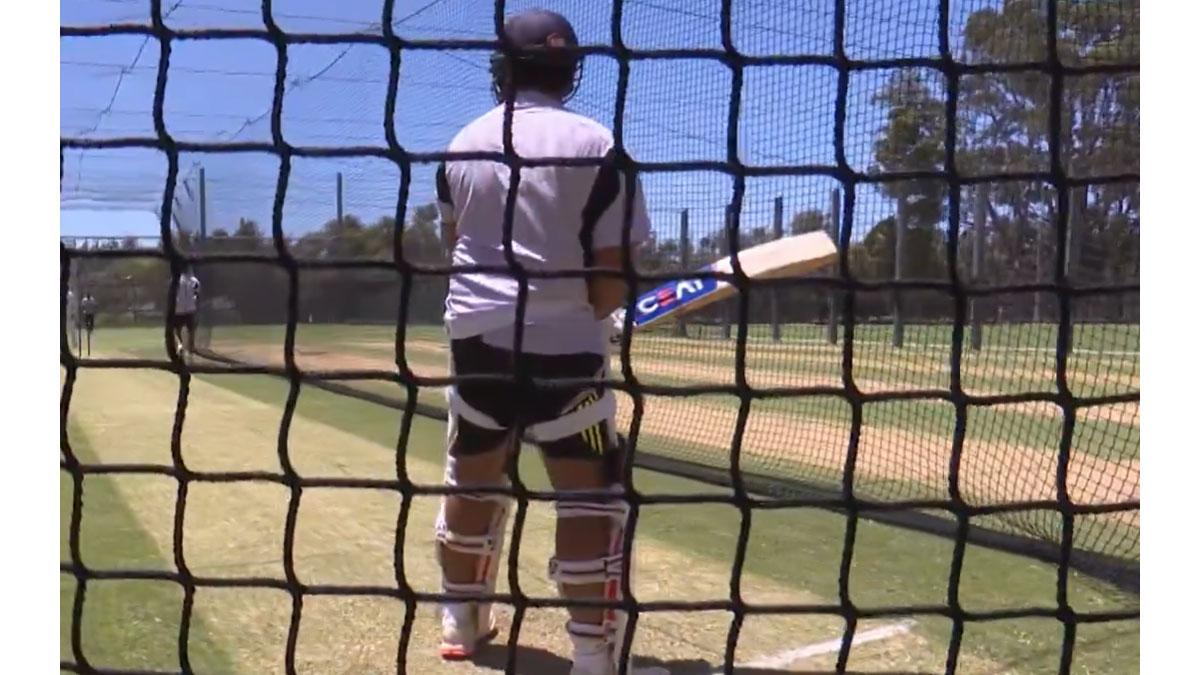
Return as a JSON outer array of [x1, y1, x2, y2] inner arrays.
[[171, 267, 201, 355]]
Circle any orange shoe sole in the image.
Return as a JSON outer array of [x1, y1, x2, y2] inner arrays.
[[438, 626, 499, 661]]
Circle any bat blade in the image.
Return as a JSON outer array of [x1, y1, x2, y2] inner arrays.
[[630, 230, 838, 330]]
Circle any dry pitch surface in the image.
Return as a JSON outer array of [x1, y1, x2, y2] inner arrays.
[[218, 338, 1138, 521], [64, 366, 998, 674]]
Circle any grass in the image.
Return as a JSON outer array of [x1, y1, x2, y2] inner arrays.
[[193, 323, 1138, 461], [61, 425, 234, 673], [194, 321, 1141, 410], [105, 324, 1139, 556], [66, 327, 1139, 672], [197, 370, 1139, 673], [203, 375, 1137, 561], [107, 325, 1139, 514]]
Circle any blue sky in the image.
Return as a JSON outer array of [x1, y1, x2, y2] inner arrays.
[[61, 0, 983, 244]]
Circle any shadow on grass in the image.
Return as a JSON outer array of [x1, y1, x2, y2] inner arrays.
[[468, 643, 934, 675], [60, 424, 234, 673]]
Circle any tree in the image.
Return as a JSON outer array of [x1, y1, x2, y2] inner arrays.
[[957, 0, 1138, 308], [789, 209, 826, 235], [234, 218, 264, 242], [868, 69, 949, 289], [872, 69, 948, 229], [401, 204, 446, 265], [321, 214, 370, 258], [364, 216, 396, 259], [859, 216, 946, 281], [201, 218, 267, 254]]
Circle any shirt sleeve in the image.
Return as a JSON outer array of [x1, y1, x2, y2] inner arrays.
[[435, 163, 455, 224], [581, 148, 651, 252]]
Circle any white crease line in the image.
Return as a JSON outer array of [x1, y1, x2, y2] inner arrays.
[[735, 619, 918, 671]]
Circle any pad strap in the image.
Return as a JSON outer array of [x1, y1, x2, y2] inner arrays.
[[448, 489, 511, 505], [526, 389, 616, 442], [556, 500, 627, 520], [566, 620, 608, 639], [436, 524, 504, 556], [548, 554, 624, 586], [442, 579, 488, 597]]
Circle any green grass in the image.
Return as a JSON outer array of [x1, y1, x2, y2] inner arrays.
[[61, 425, 233, 673], [104, 323, 1139, 558], [732, 321, 1139, 354], [199, 321, 1139, 355], [63, 328, 1139, 673], [192, 369, 1138, 674], [191, 323, 1139, 461], [279, 347, 1140, 465], [105, 325, 1139, 556], [217, 320, 1140, 396], [154, 369, 1134, 560]]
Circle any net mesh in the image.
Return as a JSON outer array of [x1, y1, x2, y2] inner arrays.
[[61, 0, 1139, 672]]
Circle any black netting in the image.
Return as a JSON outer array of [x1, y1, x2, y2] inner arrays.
[[62, 1, 1139, 673]]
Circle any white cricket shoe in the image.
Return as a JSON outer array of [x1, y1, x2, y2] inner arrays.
[[437, 602, 497, 660], [568, 636, 669, 675]]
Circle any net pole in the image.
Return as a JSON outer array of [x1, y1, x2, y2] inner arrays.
[[970, 185, 987, 351], [195, 169, 208, 349], [676, 208, 690, 337], [722, 205, 733, 341], [770, 195, 783, 342], [827, 187, 840, 344], [198, 167, 207, 241], [73, 254, 82, 354], [1034, 201, 1043, 323], [336, 172, 344, 228], [1066, 178, 1085, 354], [893, 197, 906, 348]]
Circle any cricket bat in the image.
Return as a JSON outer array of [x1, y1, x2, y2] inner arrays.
[[630, 230, 838, 330]]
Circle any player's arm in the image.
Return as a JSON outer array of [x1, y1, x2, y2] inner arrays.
[[435, 163, 457, 251], [588, 246, 628, 319], [583, 148, 651, 320]]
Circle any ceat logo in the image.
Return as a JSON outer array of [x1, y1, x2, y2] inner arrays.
[[635, 278, 712, 321]]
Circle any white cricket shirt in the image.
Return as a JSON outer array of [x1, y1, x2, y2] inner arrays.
[[437, 89, 651, 354], [175, 273, 201, 315]]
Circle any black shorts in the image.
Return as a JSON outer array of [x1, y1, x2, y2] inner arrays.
[[82, 313, 95, 332], [449, 335, 610, 458], [170, 313, 197, 333]]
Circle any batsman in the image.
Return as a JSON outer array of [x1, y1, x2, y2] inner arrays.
[[432, 9, 665, 675]]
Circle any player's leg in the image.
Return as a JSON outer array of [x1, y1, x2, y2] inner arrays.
[[540, 425, 636, 675], [524, 352, 658, 675], [84, 314, 94, 355], [66, 311, 78, 353], [185, 313, 198, 353], [169, 315, 185, 355], [436, 336, 517, 659]]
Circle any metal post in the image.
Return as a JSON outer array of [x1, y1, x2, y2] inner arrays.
[[336, 172, 344, 228], [970, 185, 987, 351], [676, 209, 690, 337], [770, 196, 784, 342], [893, 199, 905, 348], [721, 206, 733, 341], [198, 167, 207, 241], [826, 187, 840, 344], [1065, 184, 1085, 353], [1031, 199, 1042, 323]]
